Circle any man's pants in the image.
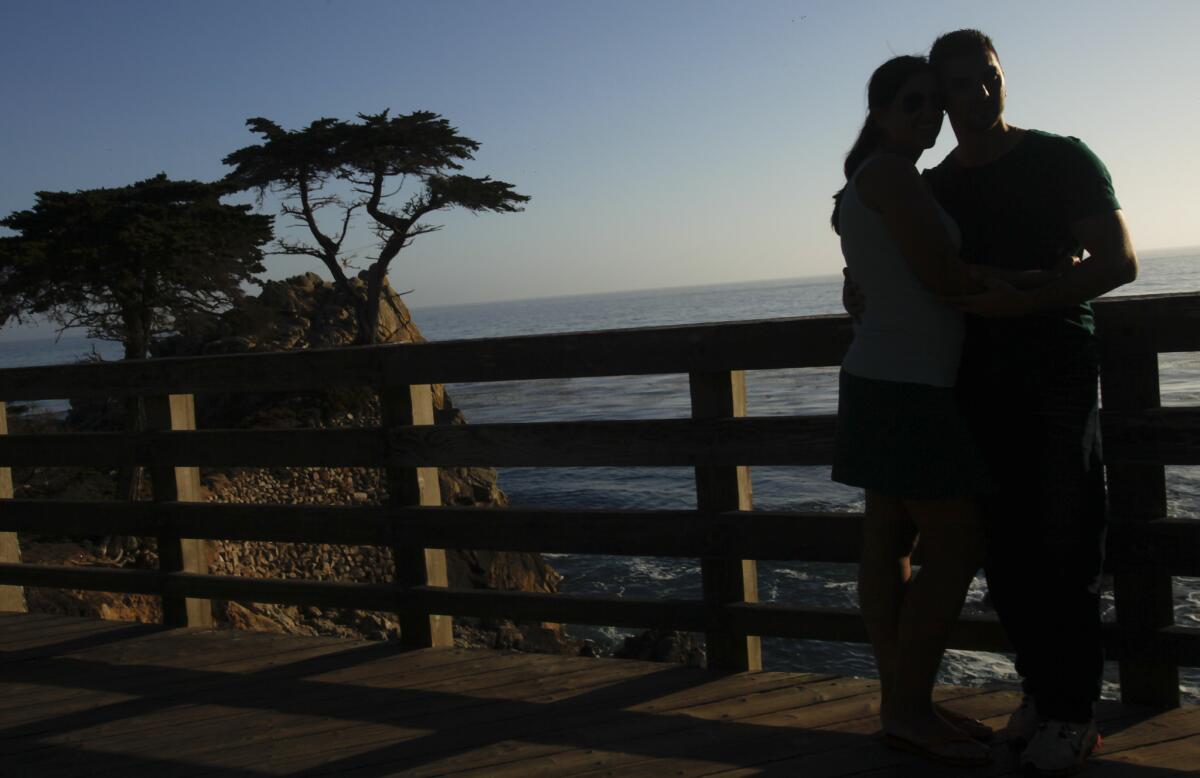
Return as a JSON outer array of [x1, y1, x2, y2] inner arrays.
[[962, 353, 1107, 723]]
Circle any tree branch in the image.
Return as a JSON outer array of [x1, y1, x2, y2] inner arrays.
[[296, 169, 341, 259]]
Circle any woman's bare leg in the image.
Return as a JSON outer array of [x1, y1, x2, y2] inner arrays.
[[880, 496, 986, 749], [857, 490, 917, 714]]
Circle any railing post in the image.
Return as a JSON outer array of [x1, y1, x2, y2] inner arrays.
[[0, 402, 26, 612], [381, 382, 453, 648], [146, 394, 213, 628], [690, 370, 761, 672], [1100, 327, 1179, 707]]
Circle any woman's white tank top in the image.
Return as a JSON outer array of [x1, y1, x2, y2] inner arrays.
[[838, 157, 965, 387]]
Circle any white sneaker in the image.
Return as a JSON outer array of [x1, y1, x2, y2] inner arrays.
[[1003, 695, 1041, 751], [1020, 718, 1101, 776]]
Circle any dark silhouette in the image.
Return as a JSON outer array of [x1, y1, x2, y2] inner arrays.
[[222, 110, 530, 344], [0, 173, 272, 499], [0, 173, 272, 362]]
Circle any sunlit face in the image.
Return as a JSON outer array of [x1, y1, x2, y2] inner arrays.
[[874, 71, 944, 154], [940, 49, 1006, 131]]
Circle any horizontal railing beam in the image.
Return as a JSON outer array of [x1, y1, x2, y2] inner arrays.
[[0, 429, 387, 467], [1093, 292, 1200, 354], [723, 602, 1010, 650], [1100, 408, 1200, 466], [0, 316, 853, 401], [1, 407, 1194, 467], [3, 501, 1197, 571], [0, 563, 162, 594], [0, 501, 863, 561], [1108, 518, 1200, 576], [1, 563, 1195, 664], [724, 603, 1200, 664], [0, 293, 1195, 401]]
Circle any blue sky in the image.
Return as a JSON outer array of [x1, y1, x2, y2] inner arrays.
[[1, 0, 1197, 340]]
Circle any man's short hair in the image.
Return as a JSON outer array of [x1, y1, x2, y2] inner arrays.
[[929, 29, 999, 73]]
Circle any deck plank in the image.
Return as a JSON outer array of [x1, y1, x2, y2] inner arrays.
[[0, 630, 356, 722], [0, 613, 1195, 778], [140, 655, 702, 775], [254, 669, 845, 776]]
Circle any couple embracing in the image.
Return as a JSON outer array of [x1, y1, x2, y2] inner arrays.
[[831, 29, 1137, 774]]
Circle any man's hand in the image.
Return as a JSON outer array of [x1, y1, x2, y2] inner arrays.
[[966, 261, 1072, 291], [944, 276, 1034, 317], [842, 268, 865, 322]]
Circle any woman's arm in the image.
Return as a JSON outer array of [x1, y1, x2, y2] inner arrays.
[[967, 258, 1076, 290], [855, 155, 980, 296]]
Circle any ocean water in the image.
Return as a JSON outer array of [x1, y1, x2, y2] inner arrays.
[[3, 255, 1199, 701]]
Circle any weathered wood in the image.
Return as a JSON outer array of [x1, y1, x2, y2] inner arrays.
[[8, 500, 1200, 575], [385, 415, 840, 467], [4, 566, 1194, 666], [0, 428, 386, 467], [723, 602, 1011, 652], [390, 676, 881, 778], [690, 370, 760, 672], [0, 417, 836, 467], [64, 653, 625, 769], [0, 293, 1196, 705], [0, 408, 1195, 469], [725, 603, 1200, 663], [1101, 407, 1200, 464], [0, 631, 349, 721], [1165, 625, 1200, 667], [0, 315, 855, 401], [407, 586, 711, 632], [0, 500, 171, 537], [145, 394, 212, 629], [0, 294, 1195, 403], [1100, 327, 1179, 707], [381, 382, 452, 649], [0, 402, 24, 613], [1093, 291, 1200, 354], [1, 613, 1197, 777], [552, 687, 1008, 778], [1107, 518, 1200, 576], [15, 653, 593, 770], [0, 563, 161, 594]]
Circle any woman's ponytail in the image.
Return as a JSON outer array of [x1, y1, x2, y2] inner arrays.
[[830, 54, 931, 235]]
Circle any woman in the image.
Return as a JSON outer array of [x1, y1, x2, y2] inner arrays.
[[831, 55, 994, 767]]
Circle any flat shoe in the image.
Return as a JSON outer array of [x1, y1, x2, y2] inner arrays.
[[882, 730, 993, 767], [935, 703, 995, 743]]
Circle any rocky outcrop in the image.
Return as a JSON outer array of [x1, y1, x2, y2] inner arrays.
[[27, 273, 570, 652], [614, 629, 706, 667]]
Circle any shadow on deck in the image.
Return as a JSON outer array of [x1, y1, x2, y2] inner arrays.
[[2, 614, 1196, 777]]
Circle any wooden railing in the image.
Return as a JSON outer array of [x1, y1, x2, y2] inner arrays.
[[1, 292, 1198, 708]]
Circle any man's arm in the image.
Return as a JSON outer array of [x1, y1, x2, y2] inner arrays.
[[1027, 209, 1137, 308], [949, 210, 1136, 316]]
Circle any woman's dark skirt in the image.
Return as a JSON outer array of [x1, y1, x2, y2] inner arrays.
[[832, 369, 989, 500]]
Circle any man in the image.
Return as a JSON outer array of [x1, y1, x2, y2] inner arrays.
[[850, 29, 1138, 774]]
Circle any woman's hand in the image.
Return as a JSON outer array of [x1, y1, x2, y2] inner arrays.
[[944, 276, 1035, 317], [842, 268, 865, 322], [966, 253, 1081, 290]]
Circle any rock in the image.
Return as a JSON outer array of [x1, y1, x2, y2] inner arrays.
[[30, 273, 571, 656], [615, 630, 707, 668]]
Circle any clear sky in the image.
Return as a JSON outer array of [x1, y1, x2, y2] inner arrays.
[[1, 0, 1197, 341]]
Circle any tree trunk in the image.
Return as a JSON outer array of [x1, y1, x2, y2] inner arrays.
[[361, 265, 386, 345], [117, 321, 148, 500], [102, 317, 150, 559]]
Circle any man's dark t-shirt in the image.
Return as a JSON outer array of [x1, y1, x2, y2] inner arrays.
[[924, 129, 1120, 366]]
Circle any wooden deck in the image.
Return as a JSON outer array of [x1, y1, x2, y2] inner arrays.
[[1, 614, 1196, 777]]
